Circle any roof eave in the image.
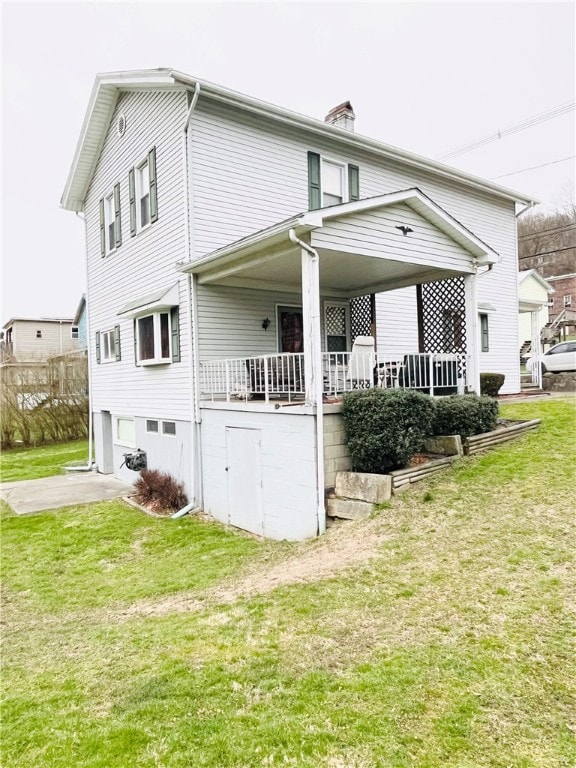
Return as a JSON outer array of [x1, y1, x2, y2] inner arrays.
[[61, 69, 179, 212], [170, 70, 538, 206]]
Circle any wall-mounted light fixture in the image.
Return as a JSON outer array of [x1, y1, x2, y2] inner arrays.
[[262, 318, 271, 331]]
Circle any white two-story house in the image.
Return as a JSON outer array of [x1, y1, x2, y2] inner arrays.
[[61, 69, 536, 540]]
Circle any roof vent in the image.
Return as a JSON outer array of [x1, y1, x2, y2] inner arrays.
[[324, 101, 355, 132], [117, 113, 127, 138]]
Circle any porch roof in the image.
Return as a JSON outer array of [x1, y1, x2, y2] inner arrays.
[[178, 188, 499, 298]]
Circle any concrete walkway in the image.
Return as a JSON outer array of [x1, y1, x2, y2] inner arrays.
[[0, 472, 134, 515]]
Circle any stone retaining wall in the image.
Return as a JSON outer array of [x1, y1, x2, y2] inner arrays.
[[323, 411, 351, 488]]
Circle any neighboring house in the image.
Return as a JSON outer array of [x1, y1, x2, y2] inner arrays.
[[546, 273, 576, 336], [61, 69, 536, 540], [1, 317, 77, 363], [73, 294, 88, 350], [517, 270, 554, 387]]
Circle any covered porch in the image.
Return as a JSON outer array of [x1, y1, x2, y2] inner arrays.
[[179, 189, 498, 540], [182, 188, 497, 406]]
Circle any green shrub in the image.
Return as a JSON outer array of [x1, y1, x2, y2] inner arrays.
[[431, 394, 499, 438], [480, 373, 505, 397], [342, 388, 435, 474]]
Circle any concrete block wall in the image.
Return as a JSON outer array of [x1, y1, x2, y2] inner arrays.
[[323, 409, 352, 488]]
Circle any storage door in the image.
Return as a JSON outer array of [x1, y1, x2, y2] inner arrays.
[[225, 427, 263, 536]]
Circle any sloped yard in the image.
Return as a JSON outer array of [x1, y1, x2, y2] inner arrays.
[[2, 400, 575, 767]]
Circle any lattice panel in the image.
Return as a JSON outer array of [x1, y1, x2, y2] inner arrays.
[[350, 295, 373, 343], [325, 305, 346, 336], [420, 276, 467, 354]]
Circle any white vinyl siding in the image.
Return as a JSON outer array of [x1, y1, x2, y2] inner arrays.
[[311, 203, 475, 275], [84, 88, 191, 420], [196, 284, 342, 362]]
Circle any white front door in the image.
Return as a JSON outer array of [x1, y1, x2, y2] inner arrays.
[[226, 427, 263, 535]]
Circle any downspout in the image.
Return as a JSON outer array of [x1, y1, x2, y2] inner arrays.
[[288, 229, 326, 536], [64, 211, 94, 471], [179, 82, 203, 516]]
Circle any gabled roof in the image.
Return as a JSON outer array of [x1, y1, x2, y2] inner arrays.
[[518, 269, 555, 293], [180, 187, 499, 277], [61, 68, 538, 212]]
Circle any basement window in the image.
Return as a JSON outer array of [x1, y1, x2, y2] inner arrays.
[[162, 421, 176, 436], [146, 419, 159, 433]]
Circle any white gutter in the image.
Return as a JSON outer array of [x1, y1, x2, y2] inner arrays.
[[288, 229, 326, 536], [181, 83, 204, 511], [516, 201, 538, 219]]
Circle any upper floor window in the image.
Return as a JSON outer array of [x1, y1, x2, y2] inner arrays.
[[321, 160, 346, 207], [137, 160, 150, 228], [99, 183, 121, 256], [129, 147, 158, 235], [36, 330, 42, 338], [71, 326, 79, 339], [307, 152, 359, 210], [564, 295, 572, 307]]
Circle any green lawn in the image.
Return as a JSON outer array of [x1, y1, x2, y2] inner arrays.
[[0, 439, 89, 482], [2, 399, 575, 767]]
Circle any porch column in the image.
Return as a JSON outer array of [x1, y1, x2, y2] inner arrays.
[[296, 235, 326, 536], [464, 271, 480, 393], [531, 309, 541, 387], [300, 248, 323, 407]]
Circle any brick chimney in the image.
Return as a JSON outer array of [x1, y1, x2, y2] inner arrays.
[[324, 101, 355, 132]]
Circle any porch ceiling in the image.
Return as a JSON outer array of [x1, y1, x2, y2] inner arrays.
[[180, 188, 496, 298], [196, 245, 465, 298]]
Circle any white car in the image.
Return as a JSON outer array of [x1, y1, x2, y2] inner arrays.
[[527, 341, 576, 373]]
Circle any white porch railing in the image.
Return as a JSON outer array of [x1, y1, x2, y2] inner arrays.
[[200, 352, 468, 402]]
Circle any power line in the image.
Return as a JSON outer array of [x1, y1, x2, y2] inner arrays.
[[438, 101, 575, 160], [520, 245, 576, 258], [518, 223, 576, 239], [491, 155, 575, 180]]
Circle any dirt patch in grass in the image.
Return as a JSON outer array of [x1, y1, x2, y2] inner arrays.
[[113, 515, 390, 620]]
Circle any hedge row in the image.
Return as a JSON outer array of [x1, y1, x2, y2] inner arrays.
[[342, 389, 499, 474]]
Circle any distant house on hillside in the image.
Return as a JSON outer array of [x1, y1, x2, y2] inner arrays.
[[546, 273, 576, 336]]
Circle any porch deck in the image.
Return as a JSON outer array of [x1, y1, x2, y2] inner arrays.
[[200, 351, 468, 403]]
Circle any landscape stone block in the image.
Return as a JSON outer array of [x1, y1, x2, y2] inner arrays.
[[335, 471, 392, 503], [422, 434, 463, 456], [326, 497, 374, 520]]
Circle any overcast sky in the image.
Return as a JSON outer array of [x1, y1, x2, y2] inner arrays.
[[2, 1, 575, 322]]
